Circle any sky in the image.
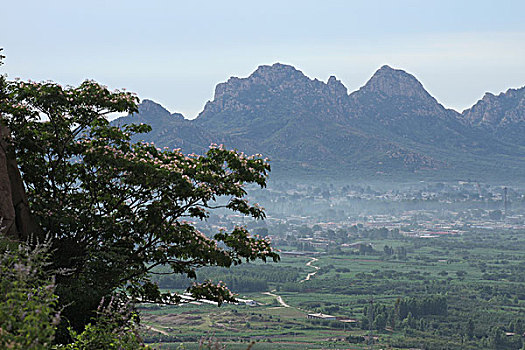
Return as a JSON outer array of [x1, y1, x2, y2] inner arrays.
[[2, 0, 525, 118]]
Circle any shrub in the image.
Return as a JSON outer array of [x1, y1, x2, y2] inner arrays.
[[0, 237, 60, 349], [56, 295, 148, 350]]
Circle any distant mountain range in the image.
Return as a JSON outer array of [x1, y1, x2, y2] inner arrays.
[[113, 63, 525, 180]]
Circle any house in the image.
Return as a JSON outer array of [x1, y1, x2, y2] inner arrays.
[[307, 313, 336, 320]]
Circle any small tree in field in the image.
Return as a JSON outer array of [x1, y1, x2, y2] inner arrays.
[[1, 62, 279, 340]]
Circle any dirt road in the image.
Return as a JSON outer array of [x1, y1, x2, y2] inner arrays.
[[262, 291, 291, 308], [300, 257, 319, 283]]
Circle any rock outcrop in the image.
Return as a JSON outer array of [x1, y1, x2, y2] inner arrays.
[[0, 121, 41, 241], [461, 87, 525, 146], [462, 87, 525, 127]]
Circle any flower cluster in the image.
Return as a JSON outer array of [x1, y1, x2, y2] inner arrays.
[[189, 280, 236, 306]]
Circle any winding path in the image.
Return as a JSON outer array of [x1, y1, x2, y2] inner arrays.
[[144, 324, 170, 336], [300, 257, 319, 283], [262, 291, 291, 308], [261, 256, 320, 309]]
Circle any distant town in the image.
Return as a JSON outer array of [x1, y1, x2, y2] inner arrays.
[[192, 181, 525, 252]]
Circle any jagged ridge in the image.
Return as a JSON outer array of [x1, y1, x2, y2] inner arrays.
[[114, 64, 525, 179]]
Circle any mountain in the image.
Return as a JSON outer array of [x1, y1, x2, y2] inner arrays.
[[349, 66, 491, 149], [461, 87, 525, 147], [346, 66, 524, 174], [113, 99, 225, 155], [194, 63, 381, 172], [196, 63, 467, 175], [114, 64, 525, 180]]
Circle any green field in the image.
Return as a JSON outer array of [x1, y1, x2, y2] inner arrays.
[[140, 228, 525, 349]]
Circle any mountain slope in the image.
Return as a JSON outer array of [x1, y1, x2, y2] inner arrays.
[[113, 64, 525, 180], [461, 87, 525, 147], [112, 99, 228, 155], [194, 63, 444, 174], [346, 66, 525, 176], [196, 63, 350, 139], [348, 66, 505, 152]]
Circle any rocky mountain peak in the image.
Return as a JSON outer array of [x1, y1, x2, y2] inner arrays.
[[360, 65, 434, 100], [211, 63, 312, 101], [135, 99, 184, 120], [137, 99, 171, 117], [251, 63, 305, 82], [462, 86, 525, 127], [327, 75, 348, 96], [196, 63, 351, 131]]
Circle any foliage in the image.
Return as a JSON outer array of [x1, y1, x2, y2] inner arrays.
[[1, 74, 279, 337], [0, 236, 60, 349], [55, 296, 147, 350], [150, 264, 301, 293]]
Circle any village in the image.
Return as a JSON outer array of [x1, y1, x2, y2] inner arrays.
[[190, 181, 525, 252]]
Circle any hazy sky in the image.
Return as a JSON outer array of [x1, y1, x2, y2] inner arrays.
[[2, 0, 525, 118]]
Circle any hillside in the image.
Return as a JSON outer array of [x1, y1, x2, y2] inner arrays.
[[461, 87, 525, 147], [114, 64, 525, 180]]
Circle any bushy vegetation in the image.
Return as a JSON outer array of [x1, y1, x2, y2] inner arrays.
[[151, 264, 301, 293], [0, 238, 59, 349], [55, 296, 147, 350]]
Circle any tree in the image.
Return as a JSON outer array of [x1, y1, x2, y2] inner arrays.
[[1, 71, 279, 339], [465, 318, 475, 340]]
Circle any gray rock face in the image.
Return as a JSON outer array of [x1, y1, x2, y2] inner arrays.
[[359, 65, 434, 100], [137, 99, 172, 117], [198, 63, 350, 126], [0, 122, 41, 240], [327, 75, 348, 97], [0, 124, 16, 237], [461, 87, 525, 146], [462, 87, 525, 127], [348, 65, 451, 123]]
